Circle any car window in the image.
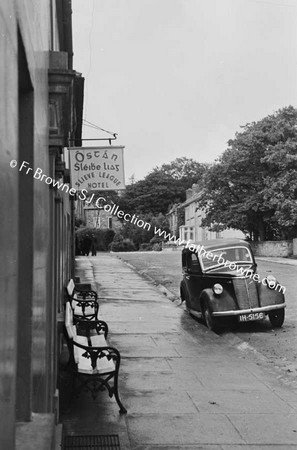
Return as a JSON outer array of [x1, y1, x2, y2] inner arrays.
[[201, 246, 253, 271], [188, 252, 200, 273]]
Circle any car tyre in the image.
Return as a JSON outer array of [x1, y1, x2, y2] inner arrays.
[[268, 308, 285, 328], [203, 303, 219, 332]]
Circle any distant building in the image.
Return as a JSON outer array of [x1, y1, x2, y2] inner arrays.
[[83, 205, 122, 231], [166, 203, 182, 237], [167, 184, 245, 243]]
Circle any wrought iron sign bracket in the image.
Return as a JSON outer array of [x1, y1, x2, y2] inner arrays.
[[68, 134, 118, 147]]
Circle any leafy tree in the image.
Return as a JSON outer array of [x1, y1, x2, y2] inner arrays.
[[154, 156, 207, 181], [75, 217, 86, 228], [110, 233, 136, 252], [118, 157, 207, 216], [261, 108, 297, 237], [75, 227, 115, 254], [121, 213, 169, 249], [198, 106, 297, 240]]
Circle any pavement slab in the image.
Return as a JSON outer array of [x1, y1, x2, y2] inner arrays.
[[189, 389, 292, 414], [227, 413, 297, 445], [127, 413, 244, 446], [60, 254, 297, 449], [221, 446, 297, 450], [123, 390, 198, 415]]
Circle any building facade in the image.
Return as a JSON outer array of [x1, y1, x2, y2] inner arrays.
[[167, 184, 245, 243], [84, 206, 122, 231], [0, 1, 83, 448], [167, 203, 183, 237]]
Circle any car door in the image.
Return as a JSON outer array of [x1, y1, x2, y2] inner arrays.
[[185, 251, 204, 311]]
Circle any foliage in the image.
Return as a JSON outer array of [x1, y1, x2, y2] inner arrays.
[[118, 157, 207, 216], [75, 227, 115, 254], [96, 228, 116, 251], [139, 243, 153, 251], [120, 213, 169, 249], [110, 233, 136, 252], [198, 106, 297, 240], [149, 235, 164, 251], [75, 217, 86, 228]]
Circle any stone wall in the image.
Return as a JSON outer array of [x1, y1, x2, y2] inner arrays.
[[251, 241, 293, 257]]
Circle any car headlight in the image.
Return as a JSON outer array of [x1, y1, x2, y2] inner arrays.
[[266, 275, 277, 289], [213, 283, 223, 295]]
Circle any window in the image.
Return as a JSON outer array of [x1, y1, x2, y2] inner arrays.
[[108, 217, 112, 229], [190, 252, 200, 272], [200, 246, 253, 271]]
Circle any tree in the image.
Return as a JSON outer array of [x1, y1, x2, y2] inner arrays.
[[110, 232, 136, 252], [198, 106, 297, 240], [121, 213, 170, 249], [118, 157, 207, 216], [153, 156, 207, 181]]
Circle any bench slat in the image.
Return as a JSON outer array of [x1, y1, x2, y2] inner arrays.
[[65, 302, 75, 339], [74, 336, 89, 365], [90, 334, 107, 347], [96, 356, 115, 374], [76, 335, 115, 374], [67, 279, 76, 297]]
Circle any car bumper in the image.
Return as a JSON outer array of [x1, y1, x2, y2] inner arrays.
[[212, 303, 286, 317]]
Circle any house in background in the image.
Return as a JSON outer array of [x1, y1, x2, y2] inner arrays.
[[167, 203, 183, 237], [83, 205, 122, 231], [167, 183, 245, 243]]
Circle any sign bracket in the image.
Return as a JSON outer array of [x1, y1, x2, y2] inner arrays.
[[68, 134, 118, 147]]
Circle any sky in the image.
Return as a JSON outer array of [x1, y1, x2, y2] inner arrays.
[[72, 0, 297, 183]]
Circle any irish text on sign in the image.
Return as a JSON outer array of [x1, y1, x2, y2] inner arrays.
[[68, 146, 125, 191]]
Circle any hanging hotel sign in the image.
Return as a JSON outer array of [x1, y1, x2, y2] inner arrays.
[[68, 146, 125, 191]]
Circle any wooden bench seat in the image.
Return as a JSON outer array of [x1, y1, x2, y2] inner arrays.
[[64, 301, 126, 414]]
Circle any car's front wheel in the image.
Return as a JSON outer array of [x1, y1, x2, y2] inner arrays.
[[203, 303, 219, 332], [268, 308, 285, 328]]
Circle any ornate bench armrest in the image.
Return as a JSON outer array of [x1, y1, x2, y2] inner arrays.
[[73, 288, 98, 302], [71, 299, 100, 322], [72, 340, 121, 371], [74, 317, 109, 339]]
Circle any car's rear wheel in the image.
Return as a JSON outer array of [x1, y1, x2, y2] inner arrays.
[[203, 304, 219, 332], [268, 308, 285, 328]]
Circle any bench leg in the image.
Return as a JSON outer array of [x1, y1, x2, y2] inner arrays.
[[73, 372, 127, 413], [113, 386, 127, 414], [113, 371, 127, 414]]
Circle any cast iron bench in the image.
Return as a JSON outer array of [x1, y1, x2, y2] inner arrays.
[[64, 281, 127, 414], [66, 279, 100, 322]]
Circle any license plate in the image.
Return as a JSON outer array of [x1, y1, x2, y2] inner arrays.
[[239, 312, 265, 322]]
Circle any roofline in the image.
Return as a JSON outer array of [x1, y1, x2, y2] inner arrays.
[[179, 193, 203, 208]]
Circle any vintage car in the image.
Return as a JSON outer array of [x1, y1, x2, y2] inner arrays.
[[180, 239, 286, 332]]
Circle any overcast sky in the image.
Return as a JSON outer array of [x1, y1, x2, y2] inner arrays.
[[72, 0, 297, 183]]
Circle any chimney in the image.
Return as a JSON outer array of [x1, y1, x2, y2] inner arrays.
[[192, 183, 200, 194], [186, 188, 193, 199]]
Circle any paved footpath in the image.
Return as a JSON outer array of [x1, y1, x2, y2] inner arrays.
[[61, 253, 297, 450]]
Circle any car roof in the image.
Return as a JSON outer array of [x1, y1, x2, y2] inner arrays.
[[183, 238, 251, 251]]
